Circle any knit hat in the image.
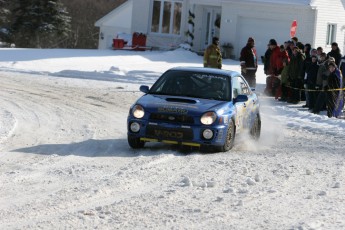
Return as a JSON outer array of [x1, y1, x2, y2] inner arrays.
[[328, 61, 337, 68], [247, 37, 255, 43], [268, 39, 277, 46]]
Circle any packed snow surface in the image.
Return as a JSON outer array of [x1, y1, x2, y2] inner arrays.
[[0, 48, 345, 229]]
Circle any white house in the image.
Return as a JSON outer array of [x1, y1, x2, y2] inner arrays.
[[95, 0, 345, 59]]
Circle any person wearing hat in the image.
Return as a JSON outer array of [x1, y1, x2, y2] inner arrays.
[[326, 61, 344, 118], [203, 37, 222, 69], [327, 42, 342, 66], [239, 37, 258, 87], [313, 52, 329, 114], [264, 39, 288, 97], [287, 46, 306, 104], [268, 38, 286, 76], [301, 46, 318, 108], [304, 54, 319, 110]]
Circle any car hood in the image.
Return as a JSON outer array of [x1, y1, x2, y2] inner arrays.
[[136, 94, 231, 115]]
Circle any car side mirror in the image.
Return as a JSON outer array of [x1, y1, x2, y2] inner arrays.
[[140, 85, 149, 93], [234, 94, 248, 103]]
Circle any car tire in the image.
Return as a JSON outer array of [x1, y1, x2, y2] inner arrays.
[[218, 119, 235, 152], [250, 115, 261, 140], [128, 136, 145, 148]]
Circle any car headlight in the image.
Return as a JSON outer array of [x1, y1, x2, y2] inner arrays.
[[132, 105, 145, 118], [200, 112, 217, 125]]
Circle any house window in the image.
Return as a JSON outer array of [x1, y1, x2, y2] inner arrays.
[[151, 0, 182, 35], [326, 24, 337, 45]]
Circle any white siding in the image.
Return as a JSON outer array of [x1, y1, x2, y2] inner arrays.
[[313, 0, 345, 54], [220, 2, 316, 59], [131, 0, 151, 33]]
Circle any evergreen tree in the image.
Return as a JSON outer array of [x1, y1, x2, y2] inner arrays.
[[0, 0, 11, 43], [12, 0, 71, 48]]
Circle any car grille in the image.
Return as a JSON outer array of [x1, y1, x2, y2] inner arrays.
[[146, 125, 194, 140], [149, 113, 194, 124]]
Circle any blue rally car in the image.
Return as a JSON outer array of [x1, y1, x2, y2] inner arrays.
[[127, 67, 261, 152]]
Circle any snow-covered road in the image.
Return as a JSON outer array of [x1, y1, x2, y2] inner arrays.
[[1, 70, 345, 229]]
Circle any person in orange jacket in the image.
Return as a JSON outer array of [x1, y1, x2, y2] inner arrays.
[[204, 37, 222, 69]]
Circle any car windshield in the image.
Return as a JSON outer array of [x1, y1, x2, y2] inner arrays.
[[149, 70, 231, 101]]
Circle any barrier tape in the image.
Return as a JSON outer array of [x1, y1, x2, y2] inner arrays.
[[285, 85, 345, 92]]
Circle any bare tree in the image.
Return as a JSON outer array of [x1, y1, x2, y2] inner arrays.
[[61, 0, 126, 48]]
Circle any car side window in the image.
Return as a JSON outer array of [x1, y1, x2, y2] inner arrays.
[[238, 77, 251, 95], [232, 76, 243, 99]]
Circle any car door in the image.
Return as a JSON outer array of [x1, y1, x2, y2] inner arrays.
[[232, 76, 247, 133], [237, 76, 256, 129]]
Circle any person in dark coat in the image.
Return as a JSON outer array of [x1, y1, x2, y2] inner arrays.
[[305, 55, 319, 110], [326, 62, 344, 118], [327, 42, 342, 66], [313, 53, 329, 114], [240, 37, 258, 88], [263, 44, 272, 75], [339, 55, 345, 80], [287, 46, 305, 103], [301, 48, 317, 108]]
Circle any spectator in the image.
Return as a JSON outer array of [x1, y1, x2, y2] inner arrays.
[[327, 42, 342, 66], [288, 42, 295, 59], [240, 37, 258, 88], [262, 44, 272, 75], [305, 55, 319, 110], [287, 46, 305, 104], [326, 62, 344, 118], [269, 40, 289, 76], [264, 39, 285, 96], [316, 46, 324, 61], [313, 53, 329, 114], [301, 48, 317, 108], [285, 41, 293, 58], [204, 37, 222, 69], [339, 55, 345, 79], [279, 58, 291, 102]]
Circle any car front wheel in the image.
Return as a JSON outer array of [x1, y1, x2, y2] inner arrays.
[[128, 136, 145, 149]]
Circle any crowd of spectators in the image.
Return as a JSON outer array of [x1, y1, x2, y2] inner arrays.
[[262, 37, 344, 118]]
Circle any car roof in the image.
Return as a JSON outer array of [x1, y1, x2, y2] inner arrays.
[[167, 66, 240, 78]]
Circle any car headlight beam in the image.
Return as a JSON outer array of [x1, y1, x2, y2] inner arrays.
[[132, 105, 145, 118], [200, 112, 217, 125]]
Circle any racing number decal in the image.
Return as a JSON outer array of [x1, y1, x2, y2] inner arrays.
[[235, 105, 246, 131]]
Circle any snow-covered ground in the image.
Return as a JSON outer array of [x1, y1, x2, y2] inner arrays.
[[0, 47, 345, 229]]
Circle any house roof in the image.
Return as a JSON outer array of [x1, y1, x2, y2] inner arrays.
[[95, 0, 132, 27]]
